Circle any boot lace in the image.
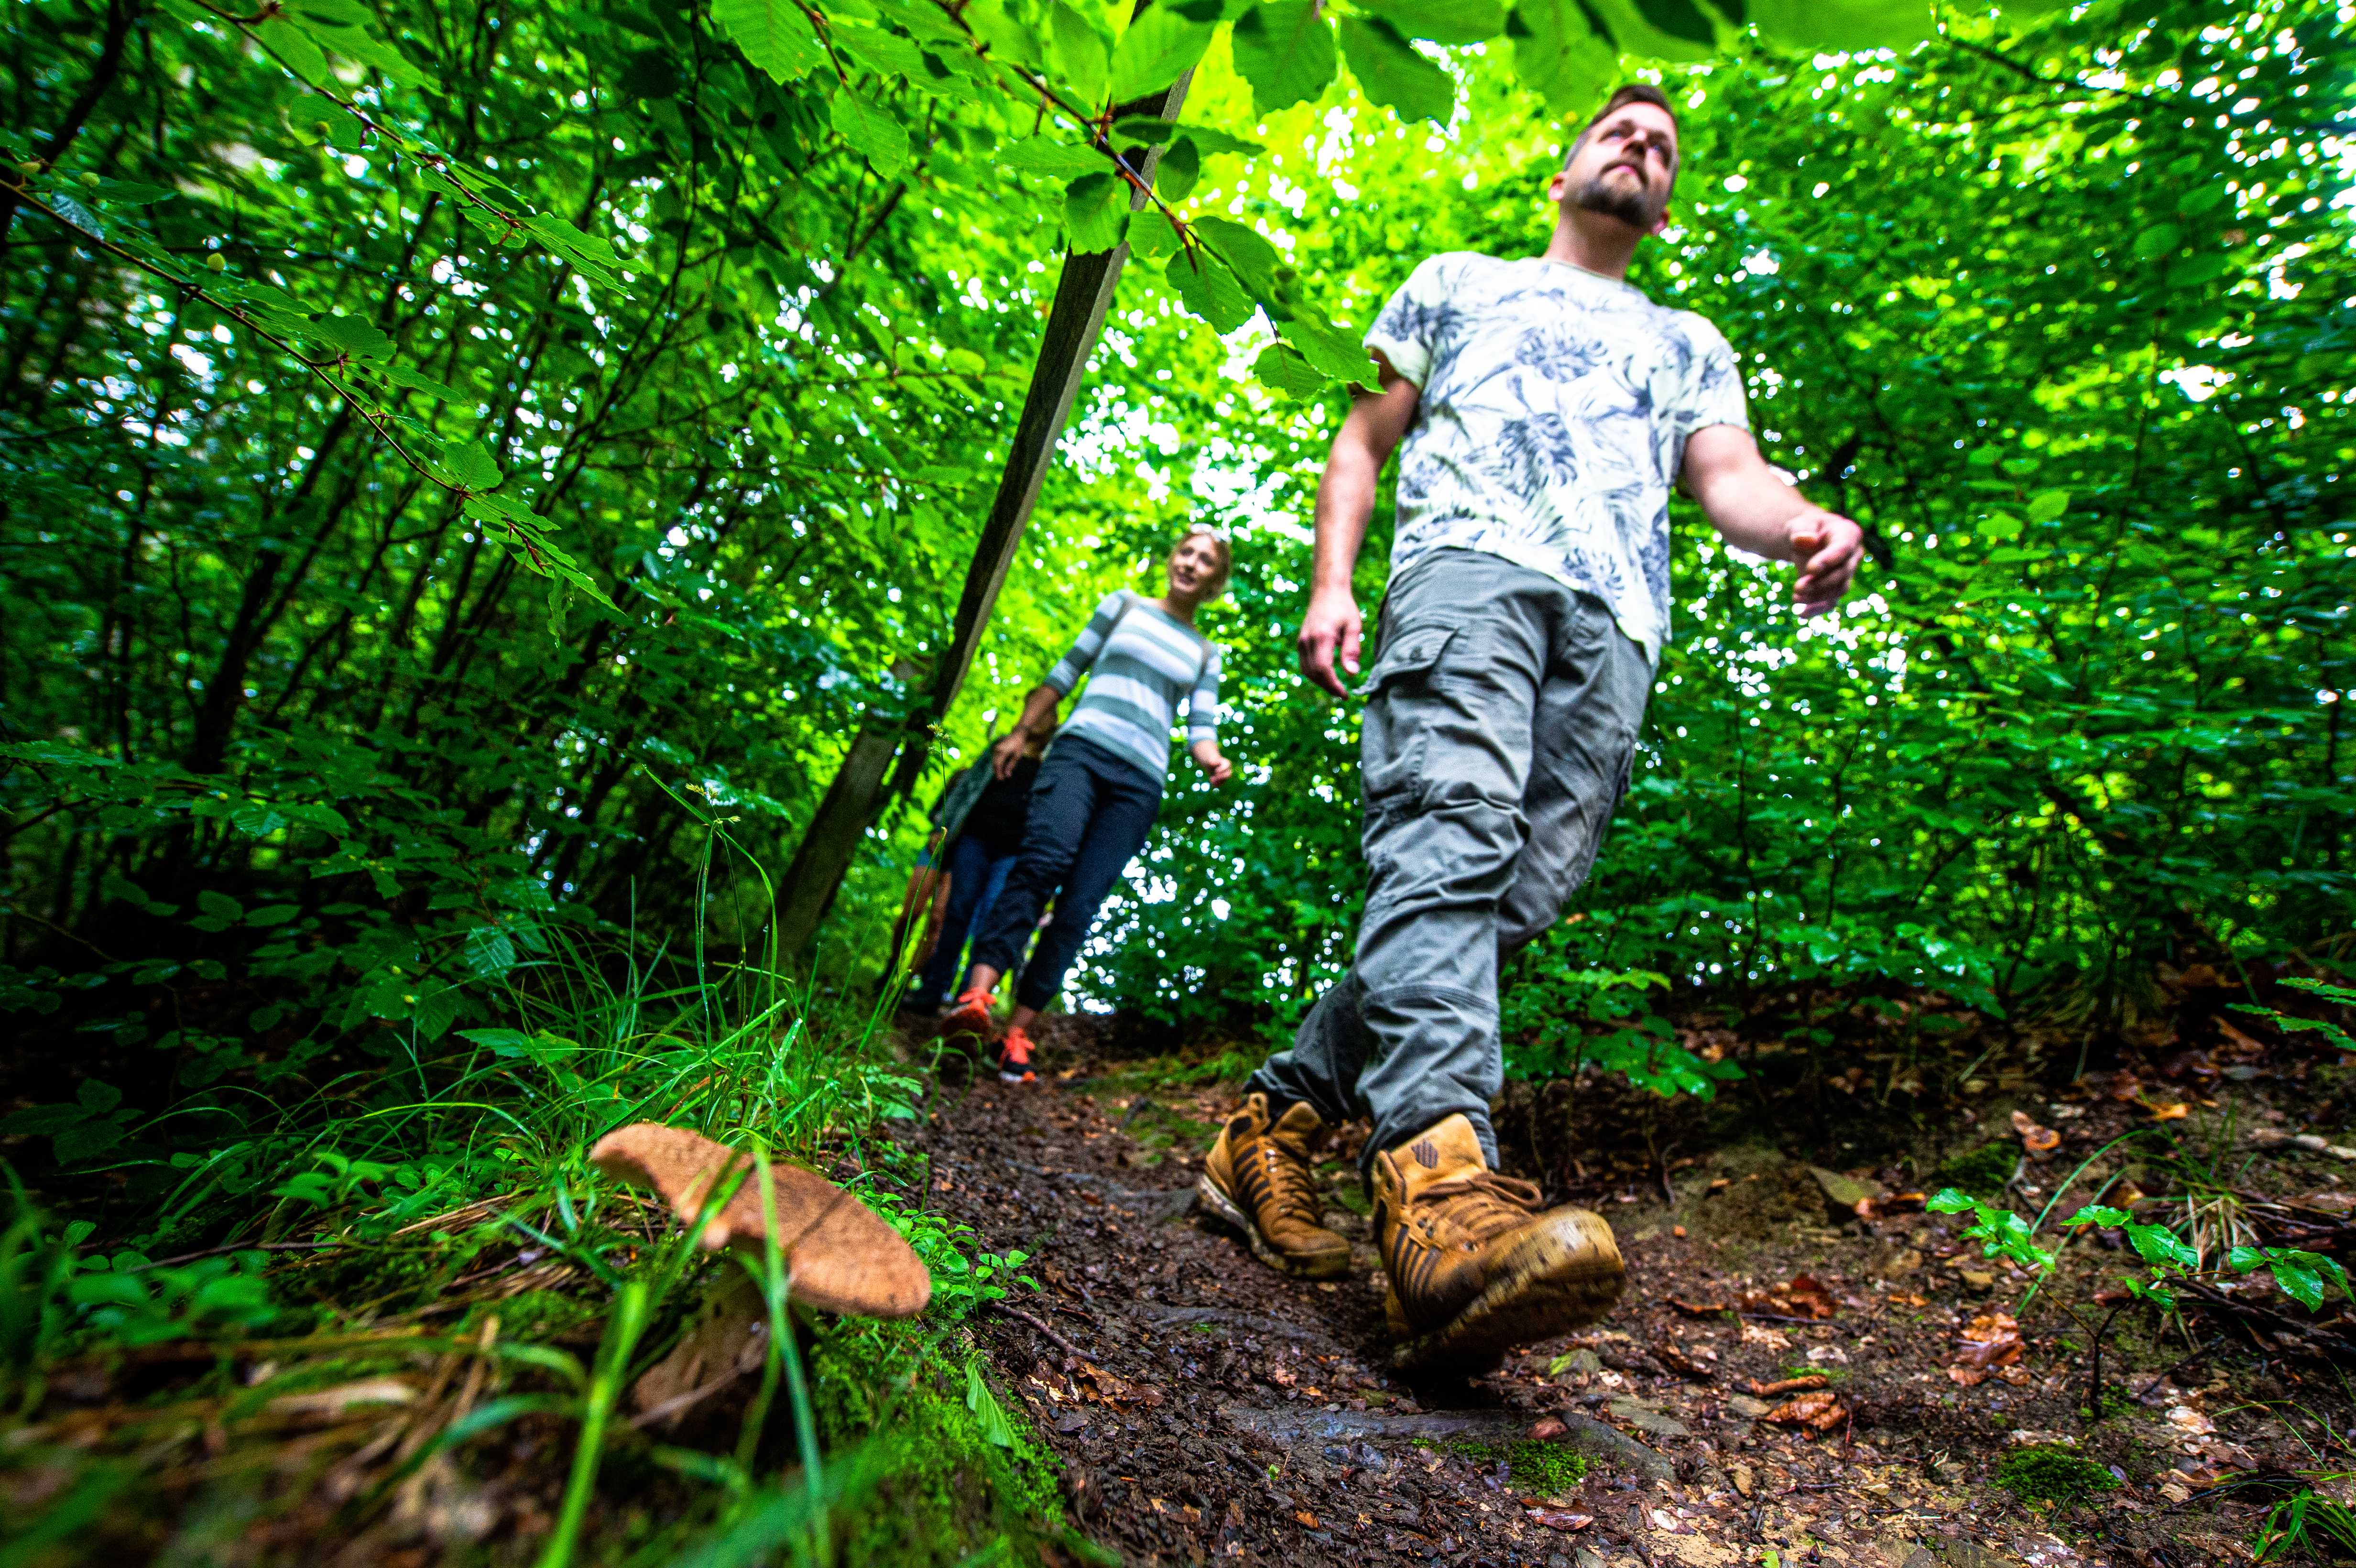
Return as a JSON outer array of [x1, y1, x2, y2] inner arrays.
[[1252, 1141, 1325, 1226], [1411, 1171, 1544, 1247]]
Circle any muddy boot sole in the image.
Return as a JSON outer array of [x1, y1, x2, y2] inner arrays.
[[1387, 1208, 1626, 1372], [1191, 1176, 1352, 1280]]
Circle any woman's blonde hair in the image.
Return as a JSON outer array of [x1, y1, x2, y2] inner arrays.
[[1171, 526, 1233, 598]]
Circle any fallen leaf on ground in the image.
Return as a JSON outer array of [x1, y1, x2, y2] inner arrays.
[[1530, 1510, 1594, 1532], [1740, 1322, 1792, 1350], [1294, 1511, 1319, 1529], [266, 1377, 417, 1418], [1749, 1375, 1830, 1395], [2297, 1190, 2356, 1212], [2011, 1110, 2062, 1154], [1651, 1341, 1714, 1380], [1855, 1191, 1926, 1220], [1948, 1311, 2025, 1386], [1737, 1274, 1837, 1319], [1761, 1390, 1845, 1431], [2167, 1405, 2216, 1436], [1887, 1291, 1928, 1307], [1265, 1365, 1297, 1388], [2145, 1100, 2190, 1121], [1528, 1416, 1567, 1440], [1669, 1296, 1734, 1316]]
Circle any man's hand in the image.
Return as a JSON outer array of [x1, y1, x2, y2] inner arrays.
[[1191, 739, 1233, 786], [990, 730, 1027, 780], [1297, 586, 1365, 697], [1789, 510, 1865, 619], [1682, 426, 1868, 619]]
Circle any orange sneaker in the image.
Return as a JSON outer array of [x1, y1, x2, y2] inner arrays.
[[995, 1025, 1037, 1084], [938, 986, 996, 1047]]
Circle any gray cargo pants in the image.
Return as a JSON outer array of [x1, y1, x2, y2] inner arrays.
[[1247, 548, 1651, 1169]]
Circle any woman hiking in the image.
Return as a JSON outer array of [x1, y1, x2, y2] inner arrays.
[[942, 528, 1235, 1081], [895, 724, 1052, 1016]]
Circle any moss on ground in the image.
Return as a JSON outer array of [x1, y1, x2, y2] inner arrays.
[[809, 1319, 1079, 1564], [1418, 1438, 1590, 1494], [1939, 1141, 2019, 1195], [1996, 1446, 2119, 1508]]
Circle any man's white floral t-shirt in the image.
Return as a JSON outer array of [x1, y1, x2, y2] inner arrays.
[[1364, 252, 1750, 664]]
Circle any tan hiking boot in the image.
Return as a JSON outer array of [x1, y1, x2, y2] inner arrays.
[[1371, 1114, 1624, 1370], [1193, 1093, 1351, 1279]]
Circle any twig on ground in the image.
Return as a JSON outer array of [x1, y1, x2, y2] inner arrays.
[[988, 1301, 1086, 1368], [123, 1239, 344, 1273]]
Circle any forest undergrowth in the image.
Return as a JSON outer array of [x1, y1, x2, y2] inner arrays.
[[5, 914, 2355, 1565]]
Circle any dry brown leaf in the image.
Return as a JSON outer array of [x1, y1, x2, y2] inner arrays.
[[2146, 1101, 2190, 1121], [1761, 1391, 1845, 1432], [1669, 1296, 1734, 1316], [1294, 1510, 1319, 1529], [1748, 1375, 1830, 1396], [1947, 1311, 2026, 1386], [1887, 1291, 1929, 1307], [1651, 1342, 1714, 1380], [1740, 1322, 1792, 1350], [1528, 1416, 1568, 1440], [2011, 1110, 2062, 1154], [1530, 1510, 1595, 1532], [1736, 1274, 1838, 1320]]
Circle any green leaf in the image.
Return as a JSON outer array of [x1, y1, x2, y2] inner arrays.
[[1231, 0, 1339, 115], [2063, 1205, 2132, 1228], [305, 314, 394, 360], [1980, 511, 2023, 540], [446, 440, 503, 491], [1192, 215, 1280, 297], [197, 890, 244, 925], [1126, 209, 1183, 262], [1505, 0, 1614, 116], [1049, 1, 1111, 108], [829, 87, 909, 175], [832, 23, 930, 78], [2164, 252, 2229, 290], [2176, 183, 2229, 217], [1337, 16, 1455, 125], [78, 1079, 124, 1115], [2133, 223, 2183, 261], [998, 140, 1107, 177], [1631, 0, 1718, 46], [295, 19, 417, 83], [713, 0, 825, 82], [965, 1361, 1021, 1448], [2270, 1255, 2326, 1312], [1254, 342, 1328, 399], [1063, 172, 1130, 253], [1165, 249, 1255, 333], [1155, 138, 1200, 199], [1112, 119, 1266, 160], [1280, 307, 1378, 384], [1360, 0, 1506, 43], [2123, 1222, 2199, 1270], [1743, 0, 1936, 49], [379, 362, 473, 403], [1107, 6, 1216, 102], [255, 16, 332, 84], [2026, 489, 2069, 523]]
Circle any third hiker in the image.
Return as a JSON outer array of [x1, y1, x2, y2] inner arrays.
[[1195, 84, 1866, 1369]]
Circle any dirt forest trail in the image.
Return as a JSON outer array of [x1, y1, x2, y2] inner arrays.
[[892, 1007, 2344, 1568]]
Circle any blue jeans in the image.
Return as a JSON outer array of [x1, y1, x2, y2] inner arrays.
[[967, 734, 1164, 1012], [910, 833, 1020, 1010]]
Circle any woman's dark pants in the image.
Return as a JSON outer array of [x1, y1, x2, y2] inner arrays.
[[910, 832, 1020, 1009], [966, 734, 1163, 1012]]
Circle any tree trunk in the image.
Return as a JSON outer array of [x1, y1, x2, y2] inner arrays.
[[771, 73, 1193, 963]]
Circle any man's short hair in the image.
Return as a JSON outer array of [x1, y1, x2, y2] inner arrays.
[[1562, 83, 1680, 172]]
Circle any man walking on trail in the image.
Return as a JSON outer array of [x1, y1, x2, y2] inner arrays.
[[1194, 85, 1865, 1369]]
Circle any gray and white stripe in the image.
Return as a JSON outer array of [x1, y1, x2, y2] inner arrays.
[[1044, 590, 1222, 785]]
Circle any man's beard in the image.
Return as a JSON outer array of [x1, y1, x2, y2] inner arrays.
[[1572, 170, 1662, 229]]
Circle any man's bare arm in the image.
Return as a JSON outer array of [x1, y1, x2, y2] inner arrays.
[[1680, 425, 1867, 619], [1298, 357, 1421, 696], [991, 685, 1062, 778]]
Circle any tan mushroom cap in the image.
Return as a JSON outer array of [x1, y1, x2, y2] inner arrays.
[[588, 1122, 931, 1318]]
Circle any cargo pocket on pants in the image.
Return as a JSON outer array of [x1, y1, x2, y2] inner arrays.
[[1357, 621, 1460, 806]]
